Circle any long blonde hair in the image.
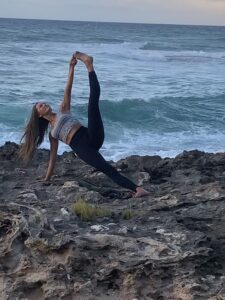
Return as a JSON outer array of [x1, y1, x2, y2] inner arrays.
[[19, 105, 49, 161]]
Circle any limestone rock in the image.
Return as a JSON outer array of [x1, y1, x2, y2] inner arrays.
[[1, 142, 225, 299]]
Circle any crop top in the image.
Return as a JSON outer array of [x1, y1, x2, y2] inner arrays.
[[50, 112, 81, 143]]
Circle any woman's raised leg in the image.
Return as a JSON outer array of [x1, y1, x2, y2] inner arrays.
[[75, 52, 104, 150]]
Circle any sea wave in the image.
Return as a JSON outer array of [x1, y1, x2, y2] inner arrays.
[[140, 44, 225, 60], [89, 94, 225, 133], [1, 125, 225, 161], [1, 19, 225, 161]]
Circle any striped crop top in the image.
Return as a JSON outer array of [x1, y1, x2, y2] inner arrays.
[[51, 112, 81, 143]]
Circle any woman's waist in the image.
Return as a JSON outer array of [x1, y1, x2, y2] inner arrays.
[[66, 123, 83, 144], [69, 126, 87, 146]]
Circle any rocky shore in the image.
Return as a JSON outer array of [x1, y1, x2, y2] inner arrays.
[[1, 141, 225, 300]]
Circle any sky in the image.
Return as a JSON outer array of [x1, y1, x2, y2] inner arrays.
[[0, 0, 225, 26]]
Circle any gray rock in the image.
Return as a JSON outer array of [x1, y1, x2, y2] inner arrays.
[[1, 142, 225, 299], [90, 225, 109, 232]]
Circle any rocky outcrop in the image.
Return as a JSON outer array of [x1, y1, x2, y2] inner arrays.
[[1, 142, 225, 299]]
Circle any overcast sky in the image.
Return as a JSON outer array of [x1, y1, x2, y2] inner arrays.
[[1, 0, 225, 26]]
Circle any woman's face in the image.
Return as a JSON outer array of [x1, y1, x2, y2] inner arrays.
[[36, 102, 52, 117]]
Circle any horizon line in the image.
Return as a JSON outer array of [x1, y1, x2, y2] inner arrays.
[[0, 16, 225, 28]]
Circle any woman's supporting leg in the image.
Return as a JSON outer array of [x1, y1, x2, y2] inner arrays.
[[70, 133, 137, 191], [78, 148, 137, 191]]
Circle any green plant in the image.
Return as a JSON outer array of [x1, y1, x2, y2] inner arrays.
[[122, 210, 136, 220], [73, 200, 111, 221]]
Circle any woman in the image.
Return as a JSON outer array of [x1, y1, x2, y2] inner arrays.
[[20, 52, 149, 198]]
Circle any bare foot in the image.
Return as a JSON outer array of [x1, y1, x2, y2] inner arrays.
[[133, 187, 150, 198], [74, 51, 93, 69]]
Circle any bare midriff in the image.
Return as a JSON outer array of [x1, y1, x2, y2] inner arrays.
[[66, 123, 82, 145]]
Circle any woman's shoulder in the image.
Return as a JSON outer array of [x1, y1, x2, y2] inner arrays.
[[58, 109, 71, 115], [55, 110, 71, 119]]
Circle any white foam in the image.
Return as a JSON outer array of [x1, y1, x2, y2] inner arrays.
[[0, 127, 71, 154], [100, 128, 225, 161], [1, 126, 225, 162], [1, 120, 225, 163]]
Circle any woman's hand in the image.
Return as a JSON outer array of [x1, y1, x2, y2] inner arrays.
[[69, 55, 77, 67]]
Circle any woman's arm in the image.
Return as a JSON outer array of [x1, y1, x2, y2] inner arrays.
[[60, 55, 77, 113], [44, 133, 59, 181]]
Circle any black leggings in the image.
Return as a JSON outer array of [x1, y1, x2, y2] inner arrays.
[[69, 71, 137, 192]]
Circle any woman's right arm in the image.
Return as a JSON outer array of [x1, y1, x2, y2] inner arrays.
[[44, 133, 59, 181], [60, 55, 77, 113]]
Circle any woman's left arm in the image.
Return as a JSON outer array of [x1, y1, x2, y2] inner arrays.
[[60, 55, 77, 113], [44, 133, 59, 181]]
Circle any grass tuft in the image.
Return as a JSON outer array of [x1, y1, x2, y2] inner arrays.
[[122, 210, 136, 220], [73, 200, 111, 221]]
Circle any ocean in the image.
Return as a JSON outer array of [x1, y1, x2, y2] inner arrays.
[[0, 18, 225, 161]]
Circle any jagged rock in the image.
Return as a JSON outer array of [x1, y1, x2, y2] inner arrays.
[[118, 226, 128, 234], [90, 225, 109, 232], [1, 142, 225, 299], [117, 155, 162, 172]]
